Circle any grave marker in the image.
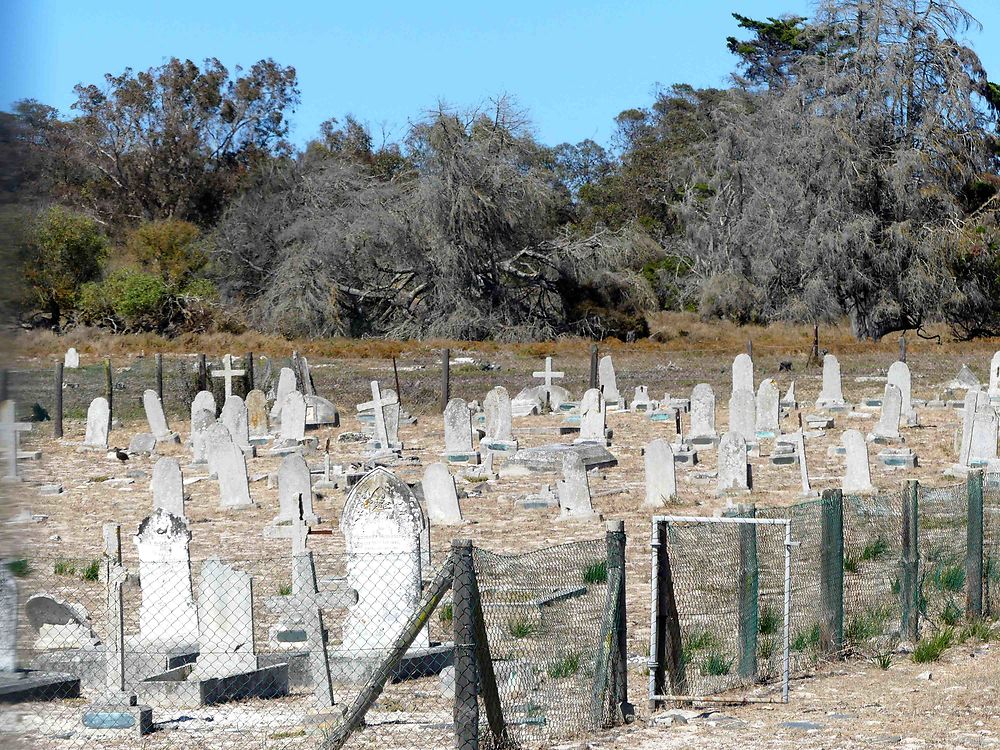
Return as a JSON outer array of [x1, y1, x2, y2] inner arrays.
[[84, 397, 110, 449], [557, 453, 598, 520], [422, 462, 463, 524], [211, 354, 245, 400], [732, 353, 754, 395], [717, 431, 750, 493], [816, 354, 847, 408], [133, 509, 198, 644], [205, 423, 253, 508], [151, 457, 184, 518], [644, 439, 677, 507], [142, 389, 178, 443], [842, 430, 875, 493]]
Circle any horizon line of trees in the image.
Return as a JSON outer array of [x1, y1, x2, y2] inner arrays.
[[2, 0, 999, 342]]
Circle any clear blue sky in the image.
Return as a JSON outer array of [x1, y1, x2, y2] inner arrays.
[[4, 0, 999, 149]]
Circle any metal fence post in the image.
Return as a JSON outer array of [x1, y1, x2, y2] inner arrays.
[[53, 361, 63, 439], [649, 519, 686, 709], [441, 349, 451, 413], [452, 539, 479, 750], [820, 489, 844, 655], [967, 469, 984, 619], [900, 480, 920, 643]]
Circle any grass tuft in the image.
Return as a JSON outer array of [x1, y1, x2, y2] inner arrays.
[[507, 616, 538, 639], [791, 623, 821, 652], [700, 651, 733, 676], [438, 603, 453, 623], [547, 652, 580, 679], [940, 599, 962, 627], [913, 628, 954, 663], [758, 605, 780, 636], [81, 559, 101, 582], [7, 559, 30, 577], [959, 618, 996, 643], [53, 560, 76, 577], [583, 560, 607, 584], [278, 583, 292, 596]]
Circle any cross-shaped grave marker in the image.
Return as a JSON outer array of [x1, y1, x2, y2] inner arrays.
[[0, 407, 32, 481], [211, 354, 245, 400], [356, 380, 398, 452], [532, 357, 564, 389], [265, 497, 356, 706]]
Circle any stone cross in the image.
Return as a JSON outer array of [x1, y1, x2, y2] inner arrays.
[[532, 357, 565, 389], [211, 354, 245, 400], [644, 438, 676, 507], [357, 380, 397, 451], [0, 405, 32, 481]]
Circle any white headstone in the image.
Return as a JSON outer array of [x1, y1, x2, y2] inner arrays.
[[732, 353, 754, 395], [958, 389, 990, 465], [483, 386, 513, 442], [631, 386, 653, 412], [755, 379, 780, 436], [690, 384, 717, 440], [644, 438, 676, 507], [0, 567, 15, 671], [270, 367, 298, 422], [190, 408, 215, 464], [191, 390, 217, 421], [206, 423, 252, 508], [887, 361, 913, 419], [246, 389, 269, 438], [151, 457, 184, 518], [557, 453, 595, 519], [422, 463, 463, 524], [717, 431, 749, 492], [443, 398, 474, 453], [340, 469, 428, 651], [817, 354, 845, 407], [577, 388, 606, 443], [220, 395, 250, 451], [193, 558, 256, 678], [870, 384, 902, 440], [842, 429, 875, 493], [781, 381, 797, 408], [63, 347, 80, 369], [728, 389, 757, 445], [84, 397, 110, 449], [278, 391, 306, 444], [989, 352, 1000, 400], [969, 414, 998, 466], [276, 453, 318, 524], [143, 389, 174, 440], [598, 356, 621, 405], [134, 509, 198, 644]]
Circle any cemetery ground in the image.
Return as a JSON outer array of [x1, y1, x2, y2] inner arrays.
[[2, 317, 999, 749]]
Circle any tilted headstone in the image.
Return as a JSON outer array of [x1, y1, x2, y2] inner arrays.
[[869, 384, 902, 441], [151, 457, 184, 518], [969, 414, 998, 466], [220, 395, 250, 451], [84, 397, 110, 449], [644, 438, 676, 507], [269, 367, 298, 422], [357, 381, 399, 452], [817, 354, 846, 407], [577, 388, 607, 444], [950, 364, 980, 390], [143, 389, 176, 442], [190, 408, 215, 465], [732, 353, 754, 395], [63, 347, 80, 369], [133, 509, 198, 644], [557, 453, 596, 520], [887, 361, 914, 421], [0, 566, 15, 671], [278, 390, 307, 444], [25, 593, 98, 649], [206, 422, 253, 508], [728, 389, 757, 445], [842, 429, 875, 493], [443, 398, 475, 454], [755, 379, 780, 437], [340, 468, 429, 651], [191, 390, 217, 421], [689, 384, 717, 443], [989, 351, 1000, 401], [381, 388, 401, 447], [717, 431, 750, 492], [246, 389, 270, 438], [598, 356, 622, 406], [275, 453, 318, 525], [421, 462, 463, 524], [192, 558, 256, 678]]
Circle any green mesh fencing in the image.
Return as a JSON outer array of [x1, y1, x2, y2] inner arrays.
[[919, 482, 969, 627], [986, 472, 1000, 619]]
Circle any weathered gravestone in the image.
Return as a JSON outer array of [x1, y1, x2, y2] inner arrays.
[[869, 383, 902, 442], [443, 398, 479, 463], [84, 397, 110, 449], [732, 353, 754, 395], [421, 462, 463, 524], [887, 361, 916, 425], [357, 381, 400, 454], [134, 509, 198, 644], [278, 390, 307, 445], [728, 389, 757, 446], [151, 457, 184, 518], [816, 354, 847, 409], [643, 438, 676, 507], [969, 414, 998, 467], [269, 367, 297, 423], [246, 389, 270, 441], [205, 423, 253, 508], [0, 401, 31, 481], [191, 390, 217, 421], [24, 593, 98, 650], [0, 568, 14, 672], [189, 408, 215, 466], [481, 386, 517, 453], [598, 355, 622, 408], [781, 381, 797, 409], [990, 351, 1000, 403], [755, 379, 780, 438], [64, 347, 80, 369], [271, 453, 319, 528], [717, 431, 750, 493], [220, 395, 251, 453], [143, 390, 178, 443], [192, 559, 257, 678], [842, 429, 875, 494], [557, 453, 599, 521], [576, 387, 607, 444], [631, 385, 654, 413], [689, 384, 718, 446], [958, 389, 991, 466]]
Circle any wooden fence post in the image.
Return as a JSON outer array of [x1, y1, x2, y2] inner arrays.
[[811, 324, 819, 364], [820, 489, 844, 655], [747, 339, 753, 360], [589, 344, 599, 390], [440, 349, 450, 413], [729, 503, 758, 679], [155, 353, 164, 404], [650, 519, 686, 709], [967, 469, 984, 619], [452, 539, 479, 750], [104, 358, 113, 432], [900, 479, 920, 643], [198, 354, 207, 392], [0, 369, 8, 402], [391, 356, 402, 406], [605, 520, 630, 722], [53, 362, 63, 439], [245, 352, 255, 393]]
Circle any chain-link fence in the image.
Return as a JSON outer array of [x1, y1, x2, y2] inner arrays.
[[987, 472, 1000, 619]]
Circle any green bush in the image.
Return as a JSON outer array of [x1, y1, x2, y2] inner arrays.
[[78, 269, 168, 330]]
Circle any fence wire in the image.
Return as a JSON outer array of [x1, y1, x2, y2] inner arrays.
[[985, 472, 1000, 620], [919, 482, 969, 628]]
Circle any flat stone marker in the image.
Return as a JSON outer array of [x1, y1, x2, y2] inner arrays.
[[191, 390, 217, 421], [842, 429, 875, 493], [717, 431, 750, 493], [689, 384, 718, 446], [151, 457, 184, 518], [206, 423, 253, 508], [143, 389, 178, 443], [134, 509, 198, 644], [192, 558, 257, 678], [211, 354, 245, 401], [422, 462, 463, 524], [557, 453, 598, 520], [84, 397, 110, 449], [728, 389, 757, 446], [644, 438, 676, 507], [732, 353, 754, 395], [817, 354, 847, 408], [505, 442, 618, 474], [220, 394, 251, 452]]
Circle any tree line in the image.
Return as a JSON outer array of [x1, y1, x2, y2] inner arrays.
[[2, 0, 998, 341]]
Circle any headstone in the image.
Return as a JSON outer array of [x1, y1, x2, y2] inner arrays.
[[728, 389, 757, 445], [780, 381, 797, 409], [869, 384, 902, 441], [0, 402, 32, 481], [969, 414, 998, 466], [443, 398, 478, 462], [340, 468, 429, 651], [64, 347, 80, 369], [189, 408, 214, 465], [887, 361, 914, 422], [275, 453, 318, 525], [644, 438, 676, 507], [133, 509, 198, 644], [816, 354, 846, 408], [246, 389, 270, 439], [25, 594, 98, 649], [305, 394, 339, 427], [482, 386, 517, 452], [689, 384, 718, 445], [557, 453, 597, 520], [142, 389, 177, 443], [716, 431, 750, 492], [989, 352, 1000, 402], [511, 386, 545, 417], [950, 364, 980, 391], [732, 353, 754, 395], [211, 354, 245, 401], [842, 429, 875, 493], [205, 423, 252, 508], [576, 388, 607, 444], [421, 463, 463, 524], [84, 397, 110, 449], [0, 567, 15, 671], [278, 391, 307, 444], [631, 386, 654, 413], [192, 559, 256, 678], [151, 457, 184, 518], [755, 379, 780, 438], [598, 356, 622, 407], [958, 389, 990, 465], [220, 395, 251, 451], [357, 381, 400, 453], [269, 367, 297, 422], [191, 390, 217, 420]]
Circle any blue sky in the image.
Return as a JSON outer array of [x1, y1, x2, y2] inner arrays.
[[4, 0, 999, 149]]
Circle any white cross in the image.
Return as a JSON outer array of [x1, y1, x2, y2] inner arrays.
[[357, 380, 398, 450], [0, 411, 32, 480], [211, 354, 245, 400], [532, 357, 565, 388]]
